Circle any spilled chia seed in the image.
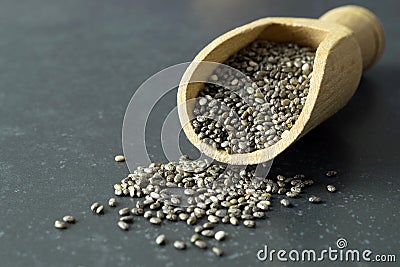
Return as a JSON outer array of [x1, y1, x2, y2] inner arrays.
[[55, 154, 339, 257]]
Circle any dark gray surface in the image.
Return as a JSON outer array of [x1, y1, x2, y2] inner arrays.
[[0, 0, 399, 266]]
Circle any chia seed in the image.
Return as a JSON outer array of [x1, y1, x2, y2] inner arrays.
[[191, 41, 315, 154], [308, 196, 322, 203], [54, 220, 67, 229], [173, 240, 186, 250], [327, 184, 337, 192]]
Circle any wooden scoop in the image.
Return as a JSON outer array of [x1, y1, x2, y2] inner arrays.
[[177, 5, 384, 165]]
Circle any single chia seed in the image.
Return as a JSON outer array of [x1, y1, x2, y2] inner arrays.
[[155, 234, 166, 245], [202, 222, 214, 229], [54, 220, 67, 229], [190, 234, 200, 243], [95, 205, 104, 214], [173, 240, 186, 250], [62, 215, 75, 223], [327, 184, 337, 192], [212, 246, 224, 257], [186, 216, 197, 225], [108, 198, 117, 207], [308, 196, 322, 203], [194, 226, 203, 233], [131, 207, 144, 216], [243, 220, 256, 228], [201, 229, 215, 237], [326, 170, 338, 177], [280, 198, 291, 207], [149, 217, 162, 225], [114, 155, 125, 162], [286, 191, 298, 198], [117, 221, 129, 231], [194, 240, 208, 249], [118, 207, 130, 216], [230, 217, 239, 226], [119, 215, 134, 223], [143, 210, 153, 219], [156, 210, 165, 219], [214, 230, 226, 241]]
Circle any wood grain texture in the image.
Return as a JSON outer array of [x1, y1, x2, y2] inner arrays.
[[177, 5, 385, 165]]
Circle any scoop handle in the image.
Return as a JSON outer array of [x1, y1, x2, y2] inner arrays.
[[319, 5, 385, 70]]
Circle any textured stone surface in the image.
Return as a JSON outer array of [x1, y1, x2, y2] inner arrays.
[[0, 0, 399, 266]]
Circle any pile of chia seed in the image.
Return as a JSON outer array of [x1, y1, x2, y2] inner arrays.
[[56, 154, 337, 256], [99, 156, 335, 256], [191, 41, 315, 154]]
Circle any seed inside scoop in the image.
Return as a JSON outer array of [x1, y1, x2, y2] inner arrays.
[[191, 41, 315, 154]]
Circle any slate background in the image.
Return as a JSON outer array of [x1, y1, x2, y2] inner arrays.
[[0, 0, 399, 266]]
